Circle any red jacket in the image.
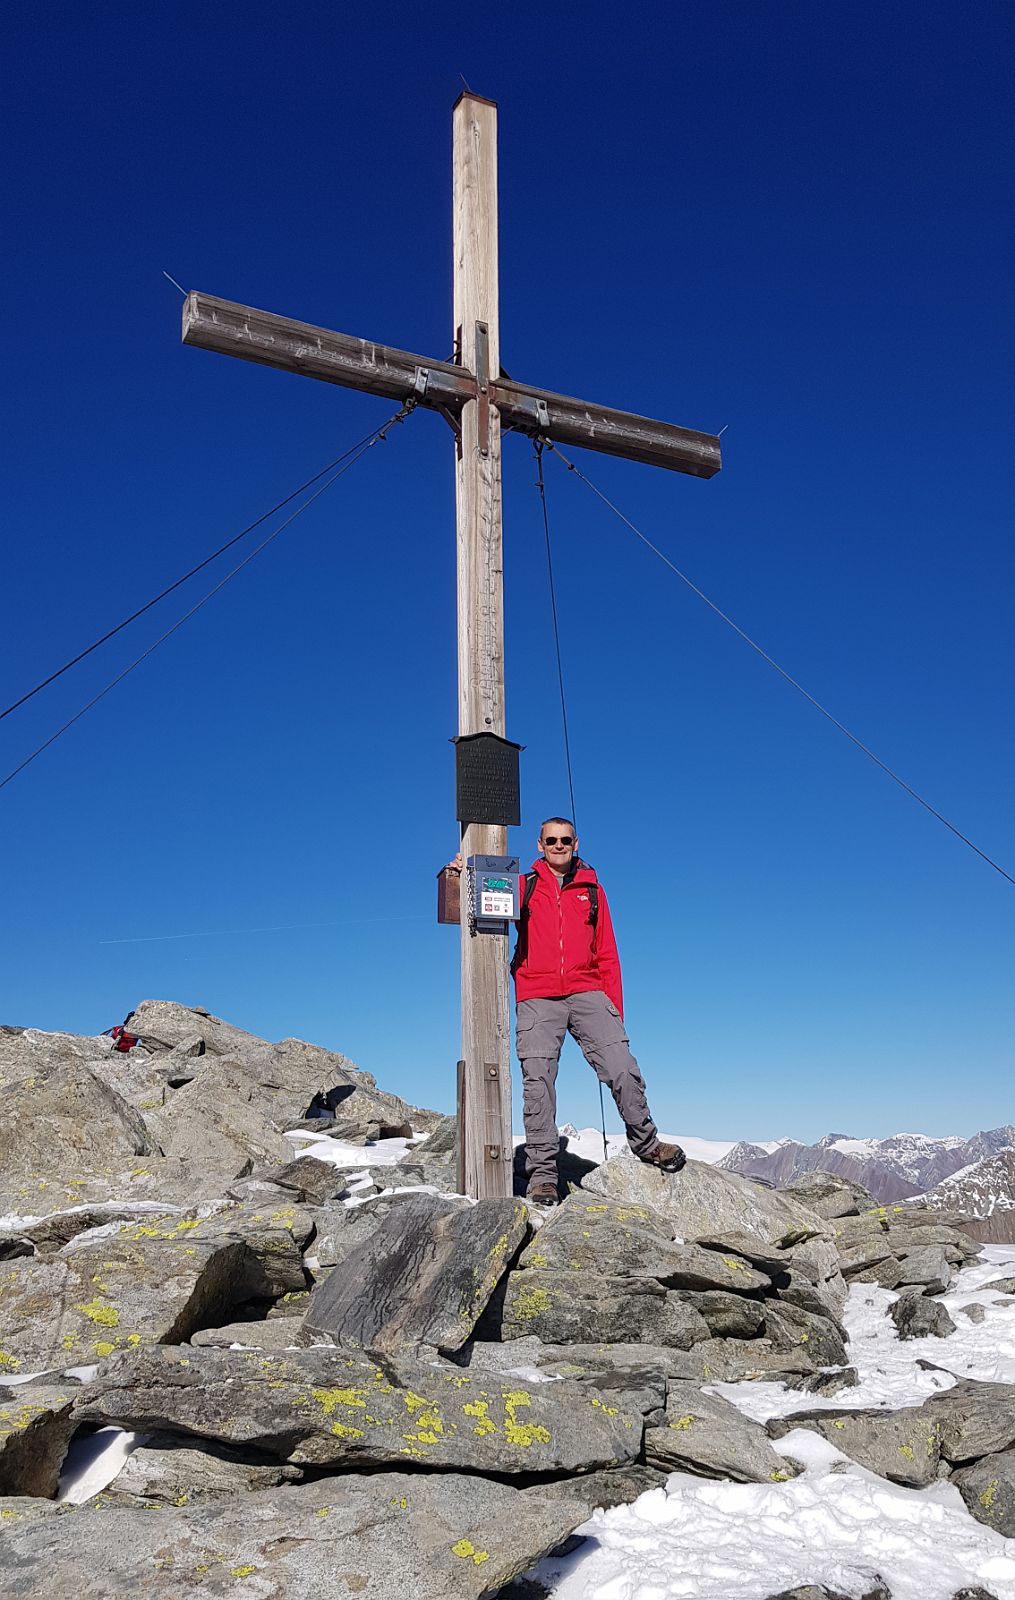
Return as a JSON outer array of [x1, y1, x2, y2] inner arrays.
[[512, 857, 624, 1017]]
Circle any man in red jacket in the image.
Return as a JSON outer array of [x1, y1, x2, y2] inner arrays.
[[511, 817, 684, 1205]]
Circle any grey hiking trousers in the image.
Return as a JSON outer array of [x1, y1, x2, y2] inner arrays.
[[516, 990, 659, 1186]]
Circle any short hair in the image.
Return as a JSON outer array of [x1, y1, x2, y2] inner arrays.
[[539, 816, 575, 837]]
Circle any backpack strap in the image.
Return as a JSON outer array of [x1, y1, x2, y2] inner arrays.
[[519, 868, 598, 926], [587, 881, 599, 929]]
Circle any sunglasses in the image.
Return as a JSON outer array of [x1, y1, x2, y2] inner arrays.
[[543, 836, 574, 847]]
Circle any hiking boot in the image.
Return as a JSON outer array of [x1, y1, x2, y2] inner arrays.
[[526, 1182, 560, 1208], [640, 1141, 686, 1174]]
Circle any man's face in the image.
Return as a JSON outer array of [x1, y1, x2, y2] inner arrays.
[[539, 823, 577, 874]]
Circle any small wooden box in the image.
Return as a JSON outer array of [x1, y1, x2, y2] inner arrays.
[[437, 866, 461, 925]]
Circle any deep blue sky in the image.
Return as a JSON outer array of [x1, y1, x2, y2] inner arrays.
[[2, 3, 1012, 1141]]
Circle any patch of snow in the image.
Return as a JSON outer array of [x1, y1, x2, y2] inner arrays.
[[713, 1243, 1015, 1423], [62, 1364, 99, 1384], [532, 1243, 1015, 1600], [555, 1128, 739, 1167], [939, 1160, 980, 1187], [57, 1427, 146, 1504], [500, 1364, 562, 1385], [534, 1432, 1015, 1600], [284, 1131, 414, 1167], [826, 1136, 881, 1157]]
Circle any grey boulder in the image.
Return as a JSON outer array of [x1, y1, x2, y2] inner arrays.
[[499, 1269, 710, 1348], [266, 1156, 349, 1205], [924, 1381, 1015, 1463], [762, 1302, 849, 1367], [468, 1339, 712, 1386], [0, 1053, 156, 1191], [676, 1290, 766, 1339], [0, 1229, 249, 1370], [76, 1343, 644, 1476], [190, 1317, 303, 1349], [301, 1194, 527, 1355], [952, 1449, 1015, 1537], [894, 1244, 953, 1295], [0, 1470, 597, 1598], [849, 1256, 905, 1290], [781, 1170, 878, 1219], [890, 1290, 957, 1340], [774, 1270, 848, 1327], [520, 1195, 771, 1292], [0, 1386, 77, 1497], [125, 1001, 438, 1133], [645, 1381, 799, 1483], [152, 1058, 293, 1170], [583, 1155, 828, 1249], [691, 1337, 821, 1385], [768, 1404, 941, 1488], [837, 1239, 898, 1278], [105, 1431, 302, 1504]]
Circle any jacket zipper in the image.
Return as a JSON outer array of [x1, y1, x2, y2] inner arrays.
[[556, 875, 565, 984]]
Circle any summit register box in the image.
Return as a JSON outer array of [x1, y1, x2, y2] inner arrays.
[[466, 855, 522, 935]]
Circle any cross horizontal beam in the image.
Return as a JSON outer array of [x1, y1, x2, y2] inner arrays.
[[182, 292, 721, 479]]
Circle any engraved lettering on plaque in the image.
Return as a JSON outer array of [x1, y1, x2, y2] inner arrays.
[[454, 733, 522, 826]]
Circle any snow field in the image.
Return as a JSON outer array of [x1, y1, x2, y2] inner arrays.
[[538, 1430, 1015, 1600], [527, 1244, 1015, 1599]]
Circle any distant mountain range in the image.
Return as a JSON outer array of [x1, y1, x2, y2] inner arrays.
[[918, 1145, 1015, 1243], [718, 1126, 1015, 1208]]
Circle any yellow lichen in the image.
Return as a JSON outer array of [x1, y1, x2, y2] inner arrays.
[[330, 1421, 365, 1438], [898, 1444, 914, 1461], [0, 1353, 21, 1372], [390, 1496, 408, 1510], [463, 1400, 497, 1438], [77, 1299, 119, 1328], [451, 1539, 489, 1565], [528, 1253, 549, 1268], [503, 1390, 550, 1448], [512, 1285, 551, 1321], [95, 1342, 117, 1358], [316, 1506, 331, 1517], [230, 1566, 258, 1578], [590, 1398, 619, 1415], [669, 1415, 694, 1430], [980, 1480, 999, 1510], [770, 1470, 792, 1482], [312, 1387, 368, 1413]]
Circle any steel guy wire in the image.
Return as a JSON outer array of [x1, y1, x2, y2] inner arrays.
[[0, 403, 416, 794], [534, 441, 577, 834], [545, 440, 1015, 891], [2, 419, 403, 725]]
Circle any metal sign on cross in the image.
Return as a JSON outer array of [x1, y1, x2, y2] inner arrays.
[[182, 92, 721, 1201]]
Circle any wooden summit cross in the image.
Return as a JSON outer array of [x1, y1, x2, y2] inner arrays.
[[182, 93, 721, 1201]]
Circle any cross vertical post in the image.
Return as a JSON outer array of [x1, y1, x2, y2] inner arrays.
[[453, 93, 513, 1200], [180, 93, 722, 1201]]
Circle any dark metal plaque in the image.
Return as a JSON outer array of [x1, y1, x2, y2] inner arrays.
[[454, 733, 522, 826]]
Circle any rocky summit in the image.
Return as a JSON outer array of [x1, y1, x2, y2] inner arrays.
[[0, 1003, 1011, 1600]]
